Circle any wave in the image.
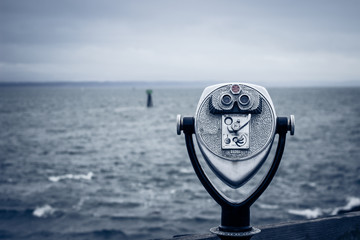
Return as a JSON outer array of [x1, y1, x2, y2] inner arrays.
[[331, 196, 360, 215], [288, 208, 323, 219], [73, 197, 88, 210], [257, 203, 279, 210], [288, 196, 360, 219], [33, 204, 56, 218], [48, 172, 93, 182], [179, 168, 194, 174], [0, 205, 57, 219]]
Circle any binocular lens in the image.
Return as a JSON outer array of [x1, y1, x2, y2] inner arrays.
[[239, 94, 250, 105], [221, 95, 233, 106]]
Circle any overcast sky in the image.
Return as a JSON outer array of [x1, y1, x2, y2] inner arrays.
[[1, 0, 359, 86]]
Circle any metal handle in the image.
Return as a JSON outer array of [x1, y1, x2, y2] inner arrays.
[[288, 115, 295, 136], [177, 115, 195, 135], [176, 114, 182, 135]]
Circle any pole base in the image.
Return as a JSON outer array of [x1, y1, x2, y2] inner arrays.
[[210, 226, 260, 240]]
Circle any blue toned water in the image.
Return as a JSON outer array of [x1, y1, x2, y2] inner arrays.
[[0, 86, 359, 240]]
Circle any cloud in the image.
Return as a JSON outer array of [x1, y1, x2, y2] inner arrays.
[[0, 0, 360, 85]]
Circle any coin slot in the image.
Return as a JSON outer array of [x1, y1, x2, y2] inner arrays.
[[224, 117, 233, 125]]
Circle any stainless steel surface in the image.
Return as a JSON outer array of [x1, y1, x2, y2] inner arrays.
[[194, 83, 277, 189]]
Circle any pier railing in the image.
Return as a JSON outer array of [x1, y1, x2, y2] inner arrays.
[[167, 211, 360, 240]]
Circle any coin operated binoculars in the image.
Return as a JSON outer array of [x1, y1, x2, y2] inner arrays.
[[177, 83, 294, 239]]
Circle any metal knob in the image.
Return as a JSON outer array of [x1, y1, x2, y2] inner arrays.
[[231, 119, 241, 132], [177, 114, 182, 135], [288, 115, 295, 135]]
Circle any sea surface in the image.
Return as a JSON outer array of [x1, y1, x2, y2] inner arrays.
[[0, 86, 359, 240]]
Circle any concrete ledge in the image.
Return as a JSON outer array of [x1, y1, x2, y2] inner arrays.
[[168, 211, 360, 240]]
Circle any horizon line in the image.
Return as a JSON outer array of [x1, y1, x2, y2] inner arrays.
[[0, 80, 359, 88]]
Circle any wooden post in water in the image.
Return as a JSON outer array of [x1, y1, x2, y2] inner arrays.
[[146, 89, 153, 107]]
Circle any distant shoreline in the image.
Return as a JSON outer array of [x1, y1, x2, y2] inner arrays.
[[0, 81, 207, 88], [0, 81, 359, 88]]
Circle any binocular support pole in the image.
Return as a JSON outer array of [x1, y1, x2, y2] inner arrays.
[[180, 116, 291, 239]]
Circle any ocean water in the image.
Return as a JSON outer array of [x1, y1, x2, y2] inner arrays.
[[0, 86, 359, 240]]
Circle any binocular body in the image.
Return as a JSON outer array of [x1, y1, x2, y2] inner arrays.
[[177, 83, 294, 239], [194, 83, 276, 188]]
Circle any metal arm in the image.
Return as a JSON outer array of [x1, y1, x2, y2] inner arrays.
[[180, 116, 290, 234]]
